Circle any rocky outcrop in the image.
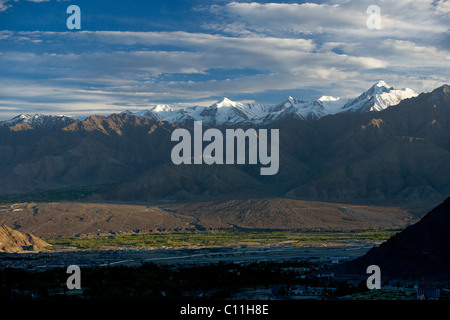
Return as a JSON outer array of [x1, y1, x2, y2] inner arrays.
[[0, 225, 50, 253]]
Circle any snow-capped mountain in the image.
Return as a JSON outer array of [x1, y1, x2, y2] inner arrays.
[[270, 97, 319, 120], [275, 97, 328, 121], [199, 98, 250, 125], [318, 96, 350, 114], [136, 96, 329, 125], [135, 105, 175, 121], [132, 81, 417, 125], [0, 81, 419, 128], [0, 114, 75, 129], [136, 98, 272, 126], [341, 80, 418, 113]]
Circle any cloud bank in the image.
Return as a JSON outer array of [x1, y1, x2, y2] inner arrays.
[[0, 0, 448, 119]]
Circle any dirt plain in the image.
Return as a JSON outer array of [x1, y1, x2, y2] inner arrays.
[[0, 198, 423, 238]]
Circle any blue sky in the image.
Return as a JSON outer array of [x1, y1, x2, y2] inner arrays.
[[0, 0, 449, 119]]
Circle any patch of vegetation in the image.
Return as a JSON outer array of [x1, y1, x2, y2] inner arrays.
[[46, 229, 403, 249]]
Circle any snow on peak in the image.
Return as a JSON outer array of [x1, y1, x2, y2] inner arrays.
[[214, 97, 241, 108], [1, 81, 421, 128], [150, 105, 173, 113], [134, 104, 176, 121], [319, 96, 350, 114], [318, 96, 340, 102], [0, 113, 75, 129], [374, 80, 390, 88], [342, 81, 418, 112]]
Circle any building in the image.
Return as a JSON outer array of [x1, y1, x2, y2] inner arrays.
[[417, 287, 440, 300]]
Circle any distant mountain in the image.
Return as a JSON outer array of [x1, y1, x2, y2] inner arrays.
[[333, 197, 450, 280], [0, 81, 416, 128], [270, 96, 326, 121], [284, 84, 450, 204], [131, 105, 174, 122], [0, 114, 75, 131], [199, 97, 251, 125], [318, 95, 350, 113], [341, 80, 418, 113], [0, 83, 447, 207], [0, 114, 177, 194], [108, 81, 417, 126]]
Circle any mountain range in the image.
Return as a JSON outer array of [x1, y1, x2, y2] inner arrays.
[[0, 81, 448, 207], [129, 80, 418, 124], [0, 81, 418, 127]]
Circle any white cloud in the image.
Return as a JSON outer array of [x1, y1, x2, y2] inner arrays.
[[435, 0, 450, 14], [0, 26, 446, 112], [0, 0, 51, 12], [0, 0, 12, 12], [0, 1, 449, 118], [0, 30, 392, 99]]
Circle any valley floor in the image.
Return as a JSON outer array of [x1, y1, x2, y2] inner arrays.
[[1, 244, 449, 303], [0, 243, 373, 270]]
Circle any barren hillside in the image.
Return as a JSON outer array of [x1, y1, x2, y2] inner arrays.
[[0, 225, 50, 252], [0, 199, 420, 238]]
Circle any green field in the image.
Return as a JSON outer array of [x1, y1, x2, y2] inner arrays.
[[46, 228, 402, 250]]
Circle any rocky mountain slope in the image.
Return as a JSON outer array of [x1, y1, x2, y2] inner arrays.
[[0, 83, 447, 206], [0, 225, 50, 252], [333, 197, 450, 280]]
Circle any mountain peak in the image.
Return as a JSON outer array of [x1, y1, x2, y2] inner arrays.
[[214, 97, 240, 108], [374, 80, 390, 88], [432, 84, 450, 95], [120, 110, 133, 115], [368, 80, 393, 95], [150, 105, 173, 113], [279, 96, 305, 105], [0, 113, 75, 130], [342, 81, 418, 112], [15, 114, 40, 120]]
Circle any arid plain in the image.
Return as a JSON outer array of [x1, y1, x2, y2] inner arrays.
[[0, 198, 422, 239]]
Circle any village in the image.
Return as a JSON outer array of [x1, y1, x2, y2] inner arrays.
[[1, 245, 448, 301]]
